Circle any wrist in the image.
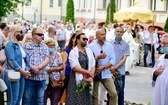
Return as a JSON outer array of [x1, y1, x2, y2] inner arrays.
[[103, 66, 106, 70]]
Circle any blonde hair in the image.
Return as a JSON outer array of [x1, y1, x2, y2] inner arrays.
[[7, 25, 24, 42], [44, 38, 55, 46], [22, 33, 32, 45]]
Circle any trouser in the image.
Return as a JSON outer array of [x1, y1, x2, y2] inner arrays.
[[93, 78, 117, 105], [0, 91, 4, 105], [143, 43, 155, 66], [58, 40, 65, 52], [107, 75, 125, 105]]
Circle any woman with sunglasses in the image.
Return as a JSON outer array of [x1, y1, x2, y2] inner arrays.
[[66, 33, 95, 105], [4, 25, 31, 105]]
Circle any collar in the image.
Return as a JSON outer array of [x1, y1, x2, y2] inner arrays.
[[114, 40, 122, 45]]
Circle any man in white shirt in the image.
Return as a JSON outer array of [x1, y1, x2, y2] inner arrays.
[[142, 26, 158, 67]]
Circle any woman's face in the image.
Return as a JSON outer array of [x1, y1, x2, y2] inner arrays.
[[26, 35, 32, 43], [14, 31, 24, 42], [47, 42, 55, 48]]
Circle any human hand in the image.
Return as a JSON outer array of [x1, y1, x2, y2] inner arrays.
[[95, 66, 104, 73], [98, 53, 106, 59], [31, 66, 40, 74], [154, 66, 164, 76], [110, 66, 117, 74], [20, 70, 31, 78], [47, 68, 53, 74]]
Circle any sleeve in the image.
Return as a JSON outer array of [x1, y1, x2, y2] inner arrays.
[[5, 42, 21, 71], [109, 44, 116, 66], [124, 43, 130, 56], [68, 50, 80, 69]]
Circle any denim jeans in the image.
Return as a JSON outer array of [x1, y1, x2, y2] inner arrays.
[[22, 79, 46, 105], [4, 71, 25, 105], [107, 75, 125, 105], [143, 44, 155, 66]]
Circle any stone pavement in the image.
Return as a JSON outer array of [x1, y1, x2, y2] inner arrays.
[[124, 66, 154, 105]]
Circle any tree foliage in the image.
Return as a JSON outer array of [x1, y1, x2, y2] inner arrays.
[[105, 0, 116, 26], [65, 0, 75, 25], [164, 17, 168, 33], [111, 0, 116, 23], [0, 0, 24, 18], [105, 3, 110, 26]]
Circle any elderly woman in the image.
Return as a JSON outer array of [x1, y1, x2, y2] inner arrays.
[[4, 25, 31, 105], [43, 38, 64, 105], [22, 33, 32, 45]]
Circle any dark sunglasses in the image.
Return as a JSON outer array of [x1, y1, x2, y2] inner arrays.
[[35, 33, 44, 36], [82, 38, 88, 41], [16, 30, 23, 34]]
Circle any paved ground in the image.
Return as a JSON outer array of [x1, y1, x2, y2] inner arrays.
[[125, 65, 154, 105]]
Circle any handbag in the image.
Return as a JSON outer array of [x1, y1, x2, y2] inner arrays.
[[50, 71, 64, 88], [8, 70, 21, 82]]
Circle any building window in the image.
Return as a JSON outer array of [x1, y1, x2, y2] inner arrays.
[[49, 0, 54, 7], [58, 0, 62, 7], [151, 0, 167, 11], [103, 0, 107, 9], [116, 0, 121, 9], [25, 0, 31, 6]]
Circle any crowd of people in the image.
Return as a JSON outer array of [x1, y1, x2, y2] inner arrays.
[[0, 18, 167, 105]]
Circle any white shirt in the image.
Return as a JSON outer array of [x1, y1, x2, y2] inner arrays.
[[143, 31, 158, 44]]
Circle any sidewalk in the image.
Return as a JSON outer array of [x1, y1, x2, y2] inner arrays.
[[125, 66, 153, 104]]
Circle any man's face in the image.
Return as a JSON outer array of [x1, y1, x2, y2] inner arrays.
[[33, 29, 44, 43], [161, 37, 168, 47], [96, 29, 106, 42], [115, 27, 124, 36]]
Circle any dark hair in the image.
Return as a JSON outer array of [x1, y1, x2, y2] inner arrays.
[[75, 33, 85, 46], [0, 22, 7, 30], [113, 23, 119, 28], [66, 33, 76, 49]]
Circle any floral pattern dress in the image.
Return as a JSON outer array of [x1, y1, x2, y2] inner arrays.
[[66, 51, 92, 105]]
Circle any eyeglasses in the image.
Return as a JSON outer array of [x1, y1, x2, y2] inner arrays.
[[35, 33, 44, 36], [82, 38, 88, 41]]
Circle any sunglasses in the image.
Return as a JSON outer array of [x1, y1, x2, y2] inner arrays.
[[82, 38, 88, 41], [35, 33, 44, 36]]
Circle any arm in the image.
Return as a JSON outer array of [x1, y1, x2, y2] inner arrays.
[[38, 56, 50, 69]]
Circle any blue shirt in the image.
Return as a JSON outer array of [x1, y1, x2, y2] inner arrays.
[[89, 41, 116, 79], [110, 40, 130, 75]]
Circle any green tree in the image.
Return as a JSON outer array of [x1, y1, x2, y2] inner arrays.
[[105, 0, 116, 26], [0, 0, 24, 20], [164, 17, 168, 33], [105, 3, 110, 26], [65, 0, 75, 25]]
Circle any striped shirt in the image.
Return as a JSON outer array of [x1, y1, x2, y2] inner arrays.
[[110, 40, 130, 75], [24, 42, 49, 81]]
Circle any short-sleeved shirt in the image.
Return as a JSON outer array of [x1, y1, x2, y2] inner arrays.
[[24, 41, 49, 81], [56, 29, 66, 41], [110, 40, 130, 75]]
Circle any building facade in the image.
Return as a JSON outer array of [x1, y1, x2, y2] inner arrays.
[[5, 0, 168, 27]]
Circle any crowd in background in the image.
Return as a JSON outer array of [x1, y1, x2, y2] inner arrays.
[[0, 18, 163, 105]]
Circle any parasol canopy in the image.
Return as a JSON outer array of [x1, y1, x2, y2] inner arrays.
[[114, 5, 156, 24]]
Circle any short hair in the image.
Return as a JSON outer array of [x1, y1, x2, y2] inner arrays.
[[48, 26, 55, 33], [113, 23, 119, 28], [44, 38, 55, 46], [22, 33, 32, 45]]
